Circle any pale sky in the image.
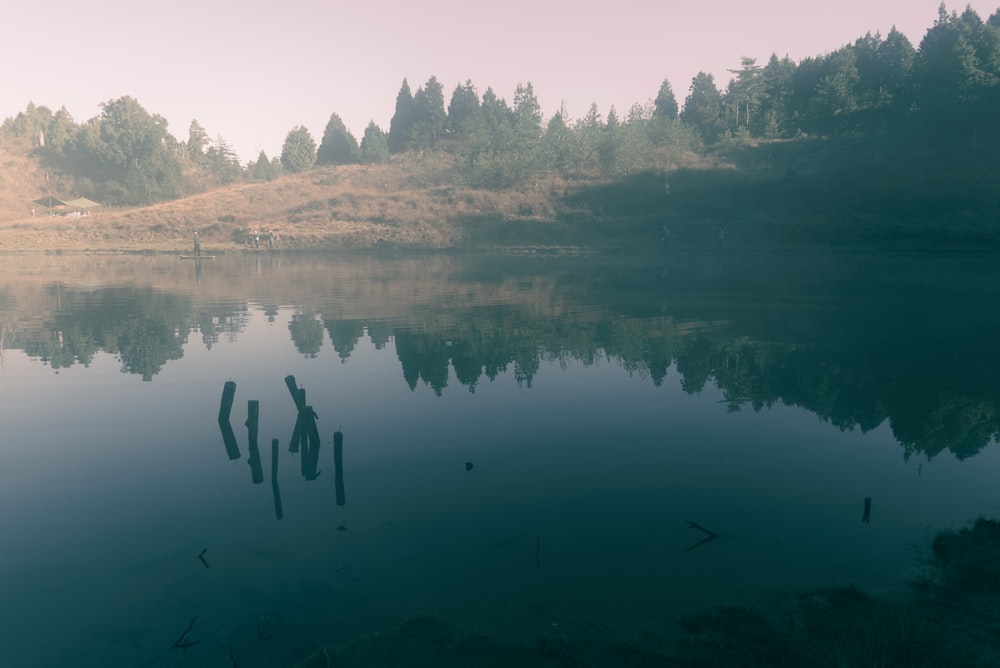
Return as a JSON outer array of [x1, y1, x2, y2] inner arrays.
[[4, 1, 997, 163]]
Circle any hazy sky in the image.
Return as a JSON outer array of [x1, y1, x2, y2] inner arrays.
[[4, 1, 997, 163]]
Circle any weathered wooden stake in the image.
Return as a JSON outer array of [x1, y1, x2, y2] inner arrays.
[[219, 380, 237, 422], [246, 400, 263, 483], [300, 405, 322, 481], [218, 381, 240, 460], [334, 430, 346, 507], [271, 438, 283, 520], [284, 375, 305, 409]]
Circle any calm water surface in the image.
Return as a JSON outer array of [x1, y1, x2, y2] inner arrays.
[[1, 251, 998, 666]]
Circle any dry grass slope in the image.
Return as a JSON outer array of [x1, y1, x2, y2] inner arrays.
[[0, 153, 580, 253]]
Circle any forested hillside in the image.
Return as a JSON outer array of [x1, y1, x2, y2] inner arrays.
[[1, 3, 998, 247]]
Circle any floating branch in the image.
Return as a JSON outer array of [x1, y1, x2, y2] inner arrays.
[[684, 520, 720, 552], [197, 548, 209, 569], [172, 615, 200, 654], [686, 520, 718, 537], [862, 497, 872, 524]]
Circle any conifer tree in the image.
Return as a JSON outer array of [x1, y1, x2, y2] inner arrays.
[[388, 79, 415, 153]]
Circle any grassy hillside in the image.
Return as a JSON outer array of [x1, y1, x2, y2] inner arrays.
[[2, 125, 998, 254], [0, 152, 601, 253]]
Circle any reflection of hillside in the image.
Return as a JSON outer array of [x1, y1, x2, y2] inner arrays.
[[0, 252, 996, 458], [4, 285, 248, 380]]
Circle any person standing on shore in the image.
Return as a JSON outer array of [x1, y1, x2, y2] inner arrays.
[[194, 230, 201, 257]]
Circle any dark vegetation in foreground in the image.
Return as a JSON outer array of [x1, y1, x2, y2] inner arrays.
[[295, 518, 1000, 667]]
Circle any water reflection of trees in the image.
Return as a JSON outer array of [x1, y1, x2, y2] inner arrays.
[[3, 260, 997, 460], [8, 285, 248, 380]]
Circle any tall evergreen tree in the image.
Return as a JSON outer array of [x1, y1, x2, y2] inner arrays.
[[360, 121, 390, 164], [316, 112, 360, 165], [541, 106, 574, 172], [387, 79, 415, 153], [876, 27, 916, 103], [410, 75, 447, 149], [724, 57, 763, 133], [599, 106, 621, 173], [681, 72, 723, 143], [250, 150, 278, 181], [576, 102, 603, 164], [758, 54, 797, 137], [512, 82, 543, 143], [653, 78, 679, 120], [280, 125, 317, 173], [447, 80, 480, 140], [205, 135, 242, 183], [187, 120, 209, 160]]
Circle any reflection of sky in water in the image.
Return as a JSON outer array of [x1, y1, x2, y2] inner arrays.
[[2, 300, 1000, 666]]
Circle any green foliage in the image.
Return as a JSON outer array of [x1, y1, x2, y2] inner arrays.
[[86, 96, 185, 205], [187, 119, 208, 160], [205, 135, 242, 184], [512, 82, 542, 145], [45, 107, 76, 152], [654, 78, 678, 120], [280, 125, 317, 173], [388, 78, 415, 153], [723, 57, 763, 133], [317, 112, 360, 165], [914, 3, 1000, 109], [410, 76, 447, 149], [249, 150, 278, 181], [360, 121, 390, 164], [0, 101, 54, 149], [540, 108, 574, 172], [681, 72, 723, 143], [598, 106, 621, 173], [447, 80, 480, 140]]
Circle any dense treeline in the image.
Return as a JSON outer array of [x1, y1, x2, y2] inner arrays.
[[1, 4, 997, 207]]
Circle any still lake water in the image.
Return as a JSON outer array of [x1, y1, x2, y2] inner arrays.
[[1, 250, 998, 666]]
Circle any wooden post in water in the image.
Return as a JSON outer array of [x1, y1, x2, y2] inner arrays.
[[219, 380, 237, 422], [271, 438, 283, 520], [284, 375, 305, 409], [218, 381, 240, 460], [300, 406, 322, 481], [285, 375, 306, 453], [334, 430, 346, 507], [246, 400, 263, 483]]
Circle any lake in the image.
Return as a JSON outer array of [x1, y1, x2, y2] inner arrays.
[[1, 250, 998, 666]]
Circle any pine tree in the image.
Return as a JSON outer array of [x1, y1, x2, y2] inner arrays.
[[317, 113, 360, 165], [280, 125, 316, 173], [360, 121, 390, 164], [388, 79, 415, 153], [654, 79, 679, 120]]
